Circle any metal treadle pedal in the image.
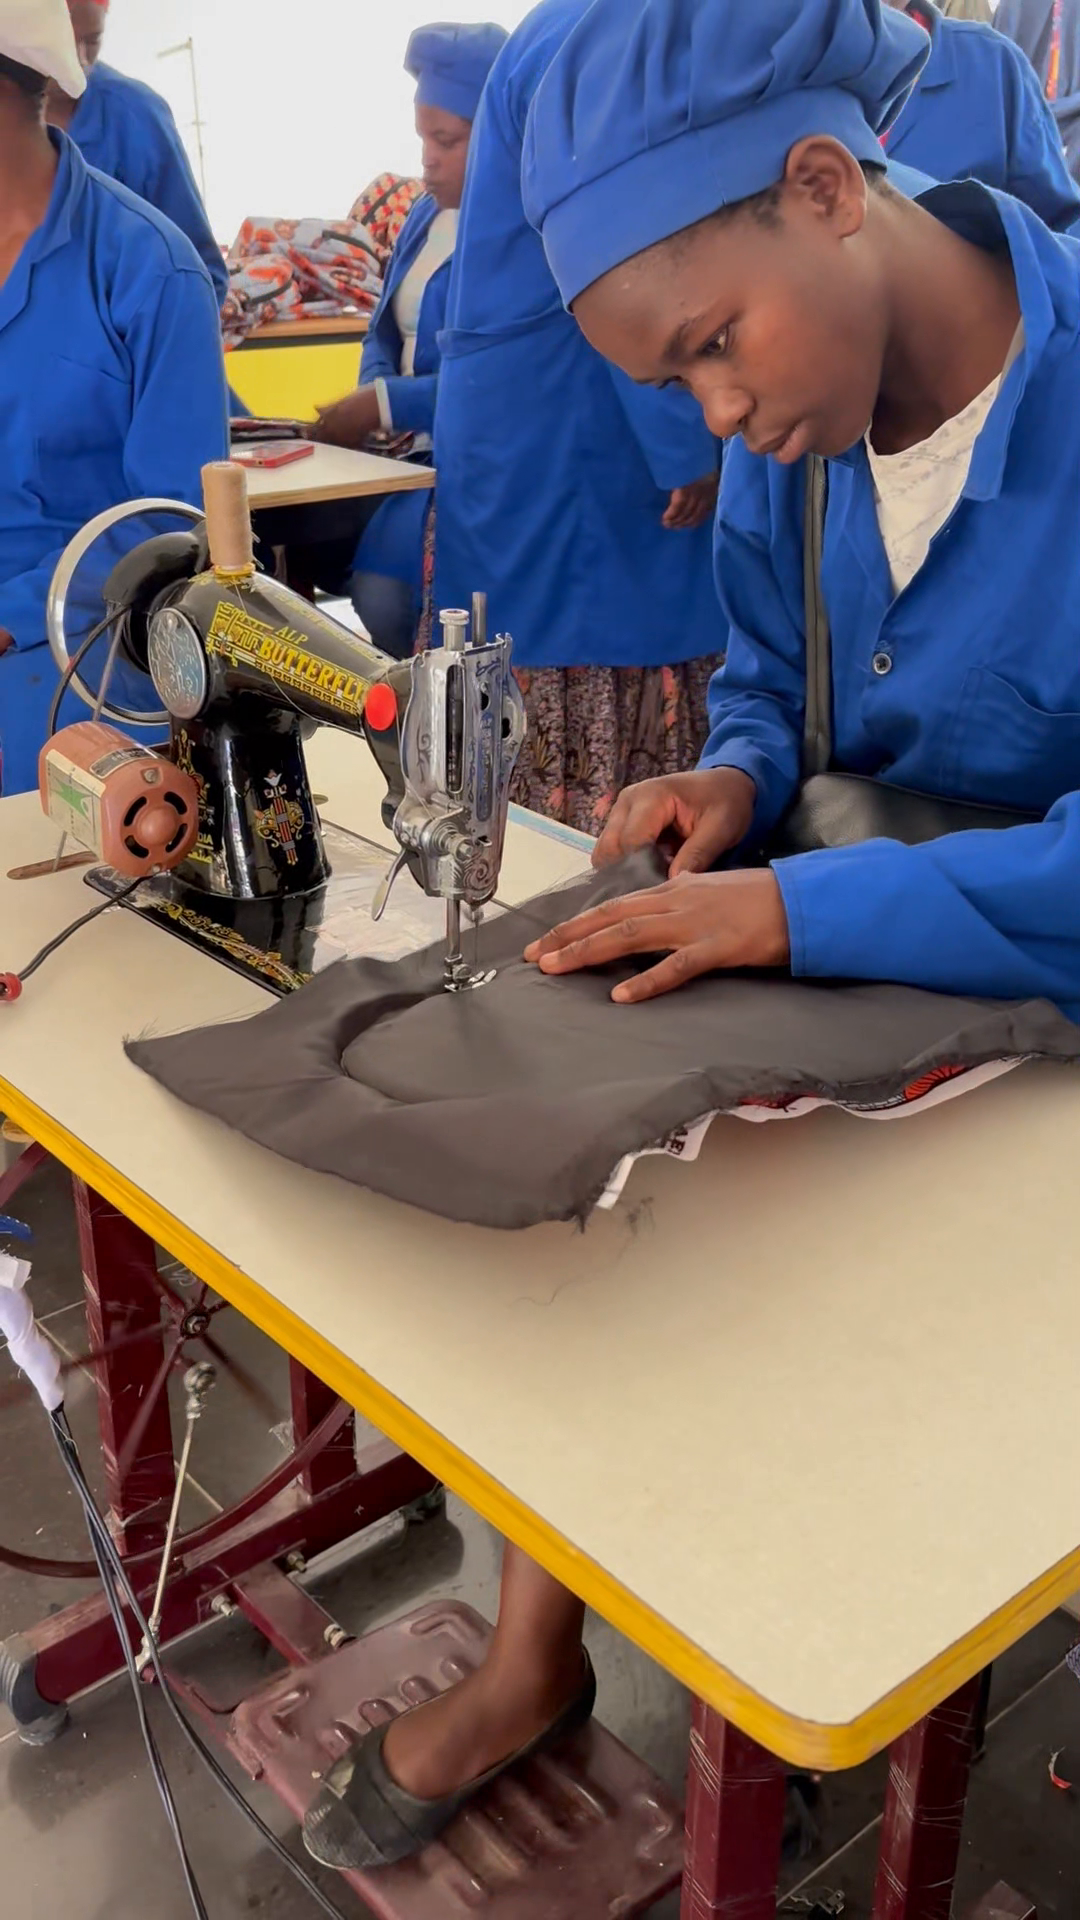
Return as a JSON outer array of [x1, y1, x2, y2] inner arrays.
[[227, 1600, 684, 1918]]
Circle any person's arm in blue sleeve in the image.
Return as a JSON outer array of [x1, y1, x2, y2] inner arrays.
[[999, 35, 1080, 234], [698, 450, 805, 832], [140, 105, 228, 305], [0, 262, 227, 653], [609, 369, 718, 489], [0, 562, 62, 650], [358, 282, 402, 386], [364, 260, 449, 438], [123, 263, 230, 500], [775, 797, 1080, 1016]]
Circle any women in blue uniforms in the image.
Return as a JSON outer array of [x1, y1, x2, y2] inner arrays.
[[304, 0, 1080, 1874], [314, 22, 508, 656], [432, 0, 725, 837], [0, 0, 228, 796], [45, 0, 227, 305], [883, 0, 1080, 228]]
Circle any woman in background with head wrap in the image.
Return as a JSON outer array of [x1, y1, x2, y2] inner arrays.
[[313, 22, 507, 657], [880, 0, 1080, 227], [0, 0, 228, 796], [306, 0, 1080, 1871]]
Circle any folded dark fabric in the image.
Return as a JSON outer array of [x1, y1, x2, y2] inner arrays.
[[126, 853, 1080, 1230]]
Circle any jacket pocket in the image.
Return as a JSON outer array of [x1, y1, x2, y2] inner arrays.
[[945, 666, 1080, 813]]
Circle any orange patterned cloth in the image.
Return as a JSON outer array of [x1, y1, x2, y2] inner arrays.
[[349, 172, 425, 267], [222, 216, 383, 348], [220, 177, 421, 350]]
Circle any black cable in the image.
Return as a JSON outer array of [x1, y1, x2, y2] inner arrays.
[[45, 608, 121, 741], [49, 1407, 350, 1920], [51, 1411, 209, 1920], [14, 875, 144, 986]]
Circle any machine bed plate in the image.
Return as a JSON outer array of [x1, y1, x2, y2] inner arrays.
[[85, 821, 450, 995]]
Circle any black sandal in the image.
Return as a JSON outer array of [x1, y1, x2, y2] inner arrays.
[[302, 1652, 597, 1872]]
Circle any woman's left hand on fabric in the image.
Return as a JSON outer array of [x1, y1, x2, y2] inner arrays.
[[662, 472, 719, 530], [311, 386, 383, 448], [523, 869, 791, 1004]]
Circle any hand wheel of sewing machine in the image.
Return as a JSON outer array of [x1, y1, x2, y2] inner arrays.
[[44, 497, 212, 732], [0, 1160, 443, 1746]]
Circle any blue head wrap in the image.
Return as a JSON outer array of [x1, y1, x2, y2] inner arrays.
[[522, 0, 932, 306], [405, 20, 509, 122]]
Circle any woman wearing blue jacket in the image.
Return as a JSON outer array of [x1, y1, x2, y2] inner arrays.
[[997, 0, 1080, 183], [0, 5, 228, 797], [304, 0, 1080, 1874], [313, 22, 507, 656], [45, 0, 227, 305], [884, 0, 1080, 229], [431, 0, 725, 838]]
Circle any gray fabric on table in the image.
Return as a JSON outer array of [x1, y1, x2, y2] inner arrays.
[[126, 852, 1080, 1230]]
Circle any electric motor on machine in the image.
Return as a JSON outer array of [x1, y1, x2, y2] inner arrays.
[[38, 722, 199, 878]]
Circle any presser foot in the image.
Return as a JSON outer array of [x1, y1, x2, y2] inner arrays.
[[442, 902, 495, 994]]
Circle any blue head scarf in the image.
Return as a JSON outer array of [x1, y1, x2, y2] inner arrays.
[[405, 20, 509, 122], [522, 0, 932, 306]]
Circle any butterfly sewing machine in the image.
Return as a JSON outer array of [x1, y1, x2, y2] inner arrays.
[[37, 460, 525, 995]]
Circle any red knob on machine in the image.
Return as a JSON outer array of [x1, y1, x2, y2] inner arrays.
[[364, 682, 398, 733]]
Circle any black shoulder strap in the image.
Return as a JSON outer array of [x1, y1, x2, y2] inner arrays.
[[802, 453, 832, 778]]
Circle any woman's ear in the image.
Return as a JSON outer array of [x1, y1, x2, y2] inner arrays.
[[783, 137, 869, 239]]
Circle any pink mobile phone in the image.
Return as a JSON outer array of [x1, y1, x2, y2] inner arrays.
[[231, 442, 316, 470]]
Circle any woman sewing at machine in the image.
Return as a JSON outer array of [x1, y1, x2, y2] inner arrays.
[[303, 0, 1080, 1872], [311, 21, 508, 657], [0, 0, 228, 797]]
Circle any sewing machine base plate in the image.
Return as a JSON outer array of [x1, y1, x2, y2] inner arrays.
[[226, 1600, 683, 1919], [84, 821, 448, 994]]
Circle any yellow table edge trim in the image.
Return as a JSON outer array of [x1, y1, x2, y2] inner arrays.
[[5, 1074, 1079, 1772]]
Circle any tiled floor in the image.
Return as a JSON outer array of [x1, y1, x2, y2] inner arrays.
[[1, 1159, 1079, 1918]]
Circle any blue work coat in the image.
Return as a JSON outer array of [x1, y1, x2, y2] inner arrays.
[[0, 135, 228, 796], [353, 195, 449, 597], [433, 0, 723, 670], [996, 0, 1080, 183], [705, 180, 1080, 1021], [68, 63, 227, 305], [886, 3, 1080, 233]]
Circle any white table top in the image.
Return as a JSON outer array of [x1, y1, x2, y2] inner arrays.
[[243, 443, 434, 511], [1, 727, 1079, 1769]]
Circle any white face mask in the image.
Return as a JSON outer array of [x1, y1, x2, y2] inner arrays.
[[0, 0, 86, 100]]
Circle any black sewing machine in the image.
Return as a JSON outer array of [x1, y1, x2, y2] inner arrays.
[[41, 463, 525, 993]]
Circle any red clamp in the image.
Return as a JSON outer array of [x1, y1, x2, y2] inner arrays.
[[0, 974, 23, 1003]]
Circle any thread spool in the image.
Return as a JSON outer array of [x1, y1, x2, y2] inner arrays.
[[202, 461, 254, 578]]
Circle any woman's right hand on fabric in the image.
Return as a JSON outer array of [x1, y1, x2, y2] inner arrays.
[[0, 630, 13, 656], [592, 767, 757, 876]]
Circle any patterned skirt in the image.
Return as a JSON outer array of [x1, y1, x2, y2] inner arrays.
[[418, 499, 722, 837], [510, 658, 723, 839]]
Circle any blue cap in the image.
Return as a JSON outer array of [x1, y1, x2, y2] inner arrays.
[[523, 0, 932, 306], [405, 21, 509, 122]]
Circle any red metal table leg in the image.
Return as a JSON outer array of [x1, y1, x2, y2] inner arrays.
[[2, 1168, 437, 1732], [680, 1699, 786, 1920], [872, 1675, 982, 1920], [74, 1179, 176, 1555], [289, 1356, 356, 1496]]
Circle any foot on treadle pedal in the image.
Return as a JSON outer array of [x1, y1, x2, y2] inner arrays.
[[227, 1600, 684, 1920]]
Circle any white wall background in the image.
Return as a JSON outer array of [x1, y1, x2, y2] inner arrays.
[[101, 1, 534, 248]]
